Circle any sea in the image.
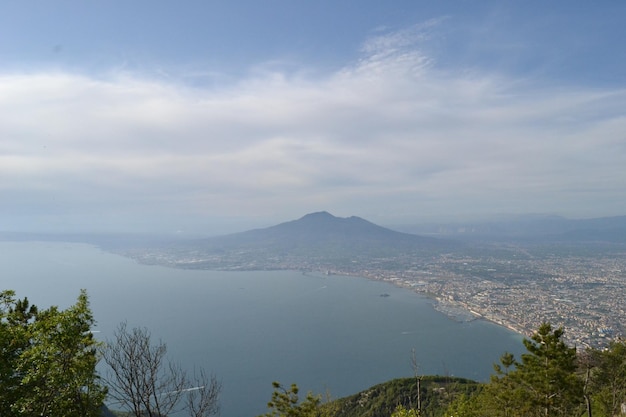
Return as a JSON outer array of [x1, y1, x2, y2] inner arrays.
[[0, 241, 524, 416]]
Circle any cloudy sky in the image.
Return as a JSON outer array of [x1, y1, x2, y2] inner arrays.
[[1, 1, 625, 234]]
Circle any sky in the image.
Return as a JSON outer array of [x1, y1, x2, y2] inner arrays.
[[1, 1, 625, 235]]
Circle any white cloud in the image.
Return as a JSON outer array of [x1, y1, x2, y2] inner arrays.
[[1, 25, 625, 232]]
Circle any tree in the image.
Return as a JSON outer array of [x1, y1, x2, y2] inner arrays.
[[260, 381, 323, 417], [470, 351, 527, 417], [446, 323, 584, 417], [0, 289, 106, 417], [514, 323, 583, 416], [391, 405, 420, 417], [577, 348, 597, 417], [410, 348, 423, 414], [0, 290, 36, 415], [102, 321, 221, 417], [186, 368, 222, 417], [445, 392, 483, 417], [590, 340, 626, 417]]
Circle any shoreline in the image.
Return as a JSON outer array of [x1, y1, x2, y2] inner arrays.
[[21, 240, 533, 343], [307, 268, 530, 340], [346, 271, 531, 339]]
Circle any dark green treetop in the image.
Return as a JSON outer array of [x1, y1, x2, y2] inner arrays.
[[0, 289, 106, 417]]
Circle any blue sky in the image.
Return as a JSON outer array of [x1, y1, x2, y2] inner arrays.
[[1, 1, 625, 234]]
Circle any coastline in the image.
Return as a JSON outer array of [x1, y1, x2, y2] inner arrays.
[[4, 236, 610, 348], [390, 280, 529, 339], [92, 242, 532, 342], [301, 267, 530, 340]]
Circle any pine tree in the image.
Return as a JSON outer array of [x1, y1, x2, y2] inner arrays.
[[590, 340, 626, 417], [0, 290, 107, 416], [514, 323, 583, 416], [446, 323, 584, 417], [260, 382, 323, 417]]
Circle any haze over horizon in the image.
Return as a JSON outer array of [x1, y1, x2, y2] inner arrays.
[[2, 2, 625, 235]]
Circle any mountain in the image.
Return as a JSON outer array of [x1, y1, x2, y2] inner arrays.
[[209, 211, 442, 250], [159, 212, 454, 270], [393, 214, 626, 243], [554, 215, 626, 243], [116, 212, 625, 271]]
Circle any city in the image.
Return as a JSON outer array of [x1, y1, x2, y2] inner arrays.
[[119, 239, 626, 349]]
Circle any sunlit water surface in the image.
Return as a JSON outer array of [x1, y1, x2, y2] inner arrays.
[[0, 241, 524, 416]]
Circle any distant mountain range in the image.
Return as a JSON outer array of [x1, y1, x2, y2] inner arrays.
[[2, 210, 625, 273], [163, 212, 625, 269], [0, 211, 626, 252], [392, 214, 626, 243]]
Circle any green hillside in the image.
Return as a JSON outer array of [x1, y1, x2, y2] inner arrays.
[[326, 376, 481, 417]]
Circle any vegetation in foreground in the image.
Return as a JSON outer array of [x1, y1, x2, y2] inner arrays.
[[0, 289, 220, 417], [3, 289, 626, 417], [259, 323, 626, 417], [0, 289, 105, 417]]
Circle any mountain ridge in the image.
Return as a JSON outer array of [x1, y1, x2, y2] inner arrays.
[[197, 211, 444, 250], [392, 214, 626, 242], [154, 211, 454, 270]]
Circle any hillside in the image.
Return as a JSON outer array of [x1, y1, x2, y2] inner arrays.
[[325, 376, 481, 417]]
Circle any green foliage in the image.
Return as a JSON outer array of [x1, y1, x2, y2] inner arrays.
[[261, 324, 626, 417], [444, 391, 483, 417], [589, 339, 626, 417], [0, 289, 106, 417], [329, 376, 481, 417], [446, 323, 586, 417], [260, 381, 323, 417], [516, 323, 583, 416], [390, 405, 421, 417]]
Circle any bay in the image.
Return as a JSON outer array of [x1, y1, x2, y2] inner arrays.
[[0, 241, 524, 416]]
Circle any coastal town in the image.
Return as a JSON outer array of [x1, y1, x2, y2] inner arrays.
[[359, 248, 626, 349], [121, 240, 626, 349]]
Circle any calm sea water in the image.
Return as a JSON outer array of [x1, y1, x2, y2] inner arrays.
[[0, 241, 524, 416]]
